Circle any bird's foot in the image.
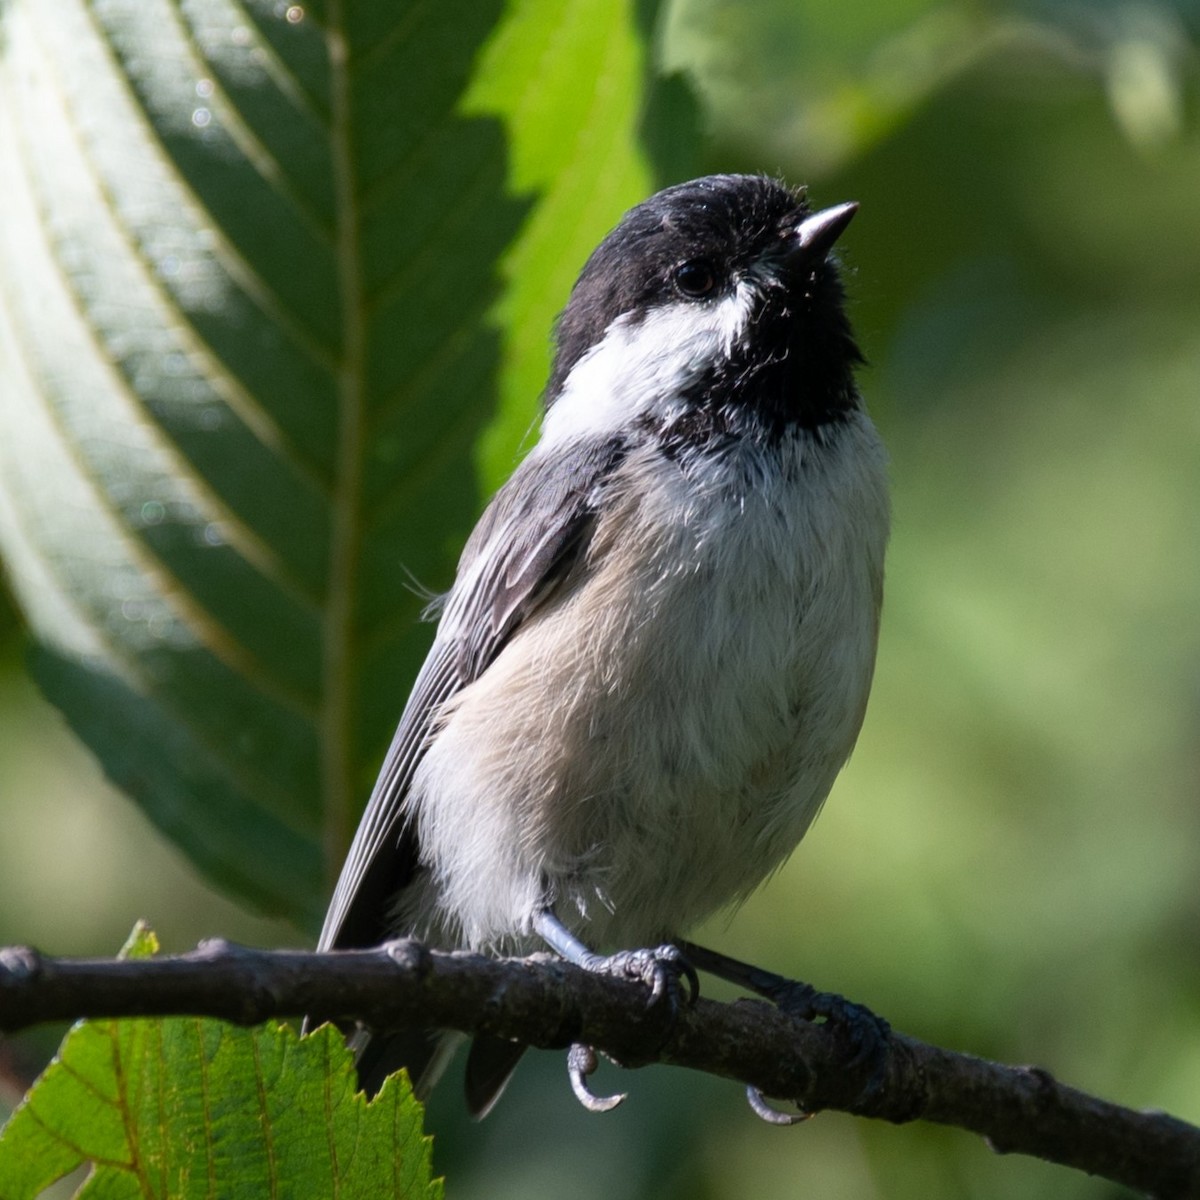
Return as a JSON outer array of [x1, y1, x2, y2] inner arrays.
[[745, 981, 891, 1125], [532, 914, 699, 1113], [676, 940, 889, 1125], [773, 980, 890, 1077], [576, 943, 700, 1010], [567, 1043, 626, 1113], [561, 943, 698, 1114]]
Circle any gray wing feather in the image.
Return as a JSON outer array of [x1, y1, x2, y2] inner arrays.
[[316, 435, 626, 953], [316, 645, 458, 950]]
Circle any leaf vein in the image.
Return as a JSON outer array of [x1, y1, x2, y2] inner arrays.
[[0, 200, 325, 713], [18, 5, 339, 516], [351, 1, 432, 76], [175, 3, 338, 248], [362, 159, 502, 319], [320, 0, 367, 884], [210, 0, 333, 129], [251, 1030, 280, 1198], [66, 0, 345, 377], [105, 1020, 156, 1200], [0, 411, 318, 826], [46, 388, 317, 712], [194, 1018, 218, 1200], [20, 1100, 130, 1171], [55, 1057, 120, 1105]]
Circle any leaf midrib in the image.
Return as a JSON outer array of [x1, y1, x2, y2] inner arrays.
[[320, 2, 366, 892]]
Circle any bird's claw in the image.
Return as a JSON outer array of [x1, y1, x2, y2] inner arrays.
[[581, 943, 700, 1010], [742, 989, 888, 1121], [568, 1043, 626, 1113], [774, 981, 891, 1102], [562, 943, 697, 1114], [674, 941, 891, 1117], [746, 1085, 812, 1126]]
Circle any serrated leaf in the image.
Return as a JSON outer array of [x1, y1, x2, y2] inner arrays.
[[0, 925, 442, 1200], [0, 0, 676, 928]]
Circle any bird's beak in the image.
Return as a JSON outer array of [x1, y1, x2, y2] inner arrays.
[[788, 201, 858, 263]]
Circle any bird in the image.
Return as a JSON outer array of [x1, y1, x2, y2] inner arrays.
[[311, 172, 890, 1117]]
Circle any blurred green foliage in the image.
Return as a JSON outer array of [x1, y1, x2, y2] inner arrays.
[[1, 0, 1198, 1198], [0, 577, 16, 641]]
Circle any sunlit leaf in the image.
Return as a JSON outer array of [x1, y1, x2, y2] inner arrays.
[[0, 924, 442, 1199]]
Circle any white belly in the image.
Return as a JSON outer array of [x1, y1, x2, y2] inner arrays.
[[407, 416, 889, 951]]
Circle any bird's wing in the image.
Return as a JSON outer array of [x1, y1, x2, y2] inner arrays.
[[317, 434, 627, 952]]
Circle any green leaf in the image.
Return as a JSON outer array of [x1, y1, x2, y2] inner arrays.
[[461, 0, 673, 487], [0, 924, 442, 1199], [0, 0, 674, 928]]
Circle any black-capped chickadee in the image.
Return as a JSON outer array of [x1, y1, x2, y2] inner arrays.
[[313, 174, 889, 1116]]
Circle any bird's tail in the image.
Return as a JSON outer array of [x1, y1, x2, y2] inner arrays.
[[353, 1027, 465, 1099], [464, 1035, 528, 1118], [352, 1026, 528, 1118]]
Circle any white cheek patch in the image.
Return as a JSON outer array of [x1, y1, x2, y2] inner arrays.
[[541, 281, 757, 448]]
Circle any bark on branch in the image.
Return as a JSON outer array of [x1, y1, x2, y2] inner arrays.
[[0, 939, 1196, 1197]]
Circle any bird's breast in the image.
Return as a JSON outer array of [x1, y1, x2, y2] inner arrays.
[[410, 416, 889, 949]]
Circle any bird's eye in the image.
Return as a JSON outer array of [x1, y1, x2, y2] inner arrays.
[[673, 260, 717, 299]]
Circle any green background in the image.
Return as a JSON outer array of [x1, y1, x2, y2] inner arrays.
[[2, 0, 1198, 1197]]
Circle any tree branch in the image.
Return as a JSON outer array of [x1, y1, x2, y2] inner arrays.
[[0, 939, 1196, 1197]]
